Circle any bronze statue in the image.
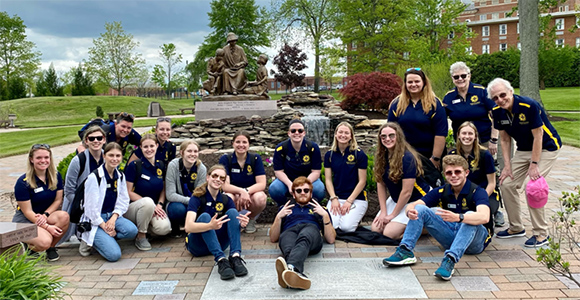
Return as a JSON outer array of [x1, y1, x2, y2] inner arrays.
[[221, 32, 248, 95], [244, 54, 268, 96], [202, 49, 225, 95]]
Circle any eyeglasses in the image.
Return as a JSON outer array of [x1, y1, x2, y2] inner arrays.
[[32, 144, 50, 150], [157, 117, 172, 123], [294, 188, 310, 194], [452, 74, 469, 80], [290, 129, 305, 134], [119, 112, 135, 121], [445, 170, 464, 177], [87, 136, 104, 142], [406, 67, 421, 72], [380, 133, 396, 140], [210, 173, 226, 182], [492, 92, 508, 102]]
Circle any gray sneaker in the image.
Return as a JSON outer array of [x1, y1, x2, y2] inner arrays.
[[79, 240, 92, 257], [494, 211, 505, 227], [135, 237, 152, 251], [245, 219, 257, 234]]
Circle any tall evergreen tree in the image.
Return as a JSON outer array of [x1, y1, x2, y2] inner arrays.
[[72, 63, 95, 96]]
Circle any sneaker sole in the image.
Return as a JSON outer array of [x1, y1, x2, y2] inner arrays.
[[495, 232, 526, 239], [276, 257, 288, 288], [434, 269, 455, 280], [47, 254, 60, 262], [383, 257, 417, 266], [524, 241, 549, 248], [135, 245, 152, 251], [282, 270, 311, 290], [220, 272, 235, 280], [244, 228, 257, 234]]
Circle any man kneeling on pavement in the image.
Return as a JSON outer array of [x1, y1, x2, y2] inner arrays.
[[383, 155, 493, 280], [270, 176, 336, 290]]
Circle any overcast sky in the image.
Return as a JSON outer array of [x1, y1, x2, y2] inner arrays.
[[2, 0, 317, 76]]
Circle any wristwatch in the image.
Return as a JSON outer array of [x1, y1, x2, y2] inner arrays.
[[458, 213, 464, 223], [431, 156, 441, 162]]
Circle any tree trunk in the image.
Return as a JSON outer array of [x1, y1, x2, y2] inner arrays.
[[314, 39, 320, 93], [519, 0, 543, 107]]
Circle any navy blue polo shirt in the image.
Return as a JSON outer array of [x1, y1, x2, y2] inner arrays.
[[14, 172, 64, 214], [443, 83, 495, 143], [422, 180, 489, 214], [324, 148, 368, 200], [133, 140, 176, 167], [179, 160, 199, 197], [382, 151, 430, 203], [219, 153, 266, 188], [104, 123, 142, 153], [273, 139, 322, 181], [125, 159, 165, 203], [280, 201, 328, 232], [89, 153, 104, 172], [492, 95, 561, 151], [101, 170, 119, 214], [448, 149, 495, 189], [187, 189, 235, 218], [387, 98, 448, 158]]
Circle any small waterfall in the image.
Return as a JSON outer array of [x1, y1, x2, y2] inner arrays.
[[296, 106, 331, 146]]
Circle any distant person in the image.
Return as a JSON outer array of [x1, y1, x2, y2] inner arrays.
[[269, 119, 324, 206], [129, 117, 176, 168], [383, 155, 492, 281], [77, 112, 141, 155], [219, 131, 267, 234], [324, 122, 368, 233], [270, 177, 336, 290], [489, 78, 561, 248], [13, 144, 70, 261]]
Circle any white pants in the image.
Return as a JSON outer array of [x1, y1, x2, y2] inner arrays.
[[326, 199, 368, 232], [124, 197, 171, 236]]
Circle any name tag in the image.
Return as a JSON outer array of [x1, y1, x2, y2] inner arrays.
[[206, 202, 212, 206], [501, 120, 510, 125], [141, 174, 150, 180], [107, 184, 111, 188], [34, 187, 44, 193], [452, 99, 461, 104], [232, 168, 241, 173], [286, 155, 292, 161], [447, 203, 457, 209]]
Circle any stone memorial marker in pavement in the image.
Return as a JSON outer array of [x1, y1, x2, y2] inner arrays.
[[451, 276, 499, 291], [99, 258, 141, 270], [195, 99, 277, 120], [133, 280, 179, 296], [488, 250, 532, 262], [0, 222, 36, 253]]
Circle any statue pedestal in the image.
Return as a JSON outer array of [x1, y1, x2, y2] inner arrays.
[[195, 99, 277, 120]]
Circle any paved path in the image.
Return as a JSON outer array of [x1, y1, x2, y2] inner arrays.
[[1, 146, 579, 299]]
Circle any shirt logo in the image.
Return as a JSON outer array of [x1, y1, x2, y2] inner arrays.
[[191, 173, 197, 180], [347, 154, 355, 162], [123, 141, 128, 147], [114, 181, 117, 188], [462, 198, 468, 209], [470, 95, 478, 103], [157, 168, 162, 176], [303, 155, 310, 163], [216, 202, 224, 212], [308, 208, 314, 215], [470, 160, 477, 169], [519, 113, 526, 122], [247, 165, 253, 174]]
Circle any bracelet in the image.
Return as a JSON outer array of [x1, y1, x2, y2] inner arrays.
[[531, 161, 539, 165], [330, 196, 339, 201], [489, 139, 498, 144], [324, 221, 331, 225], [491, 137, 499, 142]]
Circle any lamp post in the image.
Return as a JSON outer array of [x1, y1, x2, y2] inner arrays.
[[8, 114, 16, 128]]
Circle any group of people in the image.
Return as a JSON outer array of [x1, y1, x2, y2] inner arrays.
[[12, 61, 561, 290]]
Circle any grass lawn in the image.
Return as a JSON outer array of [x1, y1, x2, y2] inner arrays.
[[269, 91, 343, 101], [550, 112, 580, 148], [0, 126, 80, 157], [514, 87, 580, 111]]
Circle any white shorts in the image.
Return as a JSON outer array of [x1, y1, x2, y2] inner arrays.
[[376, 197, 410, 225]]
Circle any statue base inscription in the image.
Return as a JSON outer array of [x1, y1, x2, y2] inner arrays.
[[0, 222, 37, 253], [195, 100, 277, 120]]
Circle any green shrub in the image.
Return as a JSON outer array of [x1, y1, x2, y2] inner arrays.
[[56, 152, 76, 182], [96, 106, 104, 118]]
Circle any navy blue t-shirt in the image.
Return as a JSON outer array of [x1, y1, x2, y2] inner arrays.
[[448, 149, 495, 190], [133, 140, 176, 168], [104, 122, 142, 153], [387, 98, 448, 158], [422, 180, 489, 214], [124, 159, 165, 203], [273, 139, 322, 181], [382, 151, 430, 203], [492, 94, 561, 152], [187, 189, 236, 218], [324, 148, 368, 200], [101, 170, 119, 214], [219, 153, 266, 188], [443, 83, 495, 143], [280, 201, 328, 233], [14, 172, 64, 214]]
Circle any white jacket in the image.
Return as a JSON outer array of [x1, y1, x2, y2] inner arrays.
[[80, 165, 129, 246]]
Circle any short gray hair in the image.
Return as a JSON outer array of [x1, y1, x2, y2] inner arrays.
[[486, 78, 514, 96], [449, 61, 470, 75]]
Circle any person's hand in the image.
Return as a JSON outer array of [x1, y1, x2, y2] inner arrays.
[[45, 224, 63, 237], [435, 208, 460, 223], [236, 211, 251, 228], [35, 214, 48, 227], [406, 208, 419, 220], [239, 190, 251, 210], [309, 199, 328, 217], [341, 201, 353, 215], [430, 157, 441, 170], [276, 201, 294, 220], [499, 165, 513, 185], [528, 163, 541, 181], [105, 218, 116, 233], [372, 211, 388, 228], [488, 142, 498, 155], [329, 198, 341, 215], [209, 213, 230, 230], [154, 203, 167, 219]]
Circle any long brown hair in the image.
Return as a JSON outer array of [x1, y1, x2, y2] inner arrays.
[[374, 122, 423, 183], [193, 164, 227, 197], [455, 122, 487, 171], [391, 68, 439, 115], [25, 144, 57, 190]]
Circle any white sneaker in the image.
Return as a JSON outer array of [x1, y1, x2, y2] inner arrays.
[[79, 240, 92, 257]]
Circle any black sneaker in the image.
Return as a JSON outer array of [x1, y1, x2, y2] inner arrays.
[[21, 242, 39, 258], [46, 247, 59, 262], [217, 258, 235, 280], [229, 255, 248, 277]]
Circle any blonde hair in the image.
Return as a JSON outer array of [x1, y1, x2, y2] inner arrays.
[[374, 122, 423, 183], [455, 122, 487, 171], [140, 133, 158, 145], [26, 144, 57, 190], [443, 155, 469, 171], [391, 68, 439, 115], [193, 164, 227, 197], [179, 139, 201, 167], [330, 122, 358, 152]]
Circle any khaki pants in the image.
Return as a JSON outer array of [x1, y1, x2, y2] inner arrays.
[[124, 197, 171, 236], [501, 149, 559, 236]]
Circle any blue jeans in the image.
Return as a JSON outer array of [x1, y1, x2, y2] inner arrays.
[[185, 208, 242, 261], [93, 213, 138, 262], [269, 178, 325, 206], [400, 205, 487, 262], [167, 202, 188, 232]]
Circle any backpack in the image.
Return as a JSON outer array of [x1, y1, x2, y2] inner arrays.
[[226, 152, 257, 174], [69, 168, 124, 224], [78, 118, 110, 140], [195, 193, 229, 221]]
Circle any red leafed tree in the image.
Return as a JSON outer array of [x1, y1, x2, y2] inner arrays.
[[339, 72, 402, 110], [270, 42, 308, 91]]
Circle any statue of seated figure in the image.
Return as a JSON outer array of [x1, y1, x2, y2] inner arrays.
[[202, 49, 225, 95]]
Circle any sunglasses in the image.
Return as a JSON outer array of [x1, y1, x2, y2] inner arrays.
[[445, 170, 464, 177], [119, 112, 135, 121], [294, 188, 310, 194], [492, 92, 508, 102], [452, 74, 469, 80], [210, 173, 226, 182], [406, 67, 421, 72], [157, 117, 172, 123], [87, 136, 104, 142], [32, 143, 50, 150], [290, 129, 305, 134], [380, 133, 396, 140]]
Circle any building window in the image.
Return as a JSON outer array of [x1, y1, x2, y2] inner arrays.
[[556, 18, 565, 30], [466, 46, 472, 55], [351, 41, 357, 49], [492, 0, 499, 4], [576, 37, 580, 48], [492, 13, 499, 20], [480, 14, 487, 21], [482, 44, 490, 54], [556, 39, 564, 47], [499, 43, 507, 51], [499, 24, 507, 35], [559, 6, 569, 12], [517, 22, 520, 34], [403, 52, 410, 60], [448, 31, 455, 39], [517, 42, 521, 50], [482, 26, 490, 37], [271, 82, 275, 89]]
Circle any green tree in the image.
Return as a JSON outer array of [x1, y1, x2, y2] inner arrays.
[[151, 43, 183, 99], [190, 0, 271, 83], [0, 12, 41, 99], [319, 46, 343, 93], [36, 63, 64, 96], [8, 76, 26, 99], [72, 63, 95, 96], [86, 21, 146, 95], [272, 0, 338, 92]]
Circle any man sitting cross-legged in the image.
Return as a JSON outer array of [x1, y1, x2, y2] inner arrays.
[[269, 176, 336, 290], [383, 155, 493, 280]]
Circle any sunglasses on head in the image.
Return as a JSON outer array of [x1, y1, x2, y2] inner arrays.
[[119, 112, 135, 121], [294, 188, 310, 194], [380, 133, 396, 140], [210, 173, 227, 182], [157, 117, 171, 123], [492, 92, 508, 102], [445, 170, 463, 177], [406, 67, 421, 72], [87, 136, 104, 142], [32, 143, 50, 150], [452, 74, 469, 80], [290, 128, 305, 134]]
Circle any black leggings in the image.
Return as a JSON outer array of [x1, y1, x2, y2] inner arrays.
[[278, 223, 323, 273]]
